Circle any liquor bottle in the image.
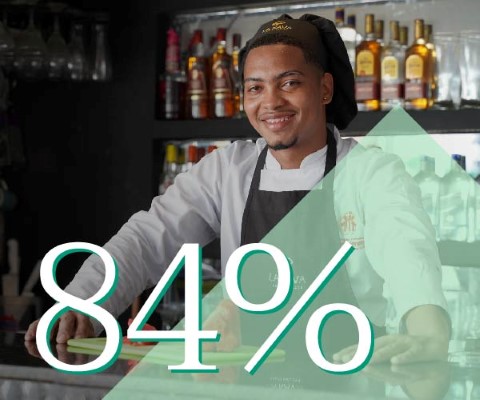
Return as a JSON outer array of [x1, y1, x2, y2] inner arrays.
[[399, 26, 409, 51], [355, 14, 381, 111], [424, 24, 438, 107], [186, 30, 209, 119], [197, 146, 206, 162], [159, 143, 178, 195], [414, 156, 441, 236], [347, 15, 363, 43], [165, 27, 180, 75], [335, 8, 357, 71], [159, 27, 185, 120], [404, 19, 431, 110], [375, 19, 385, 46], [475, 169, 480, 241], [381, 21, 405, 110], [231, 33, 245, 118], [207, 145, 218, 154], [185, 144, 198, 171], [210, 28, 235, 118], [438, 155, 475, 242]]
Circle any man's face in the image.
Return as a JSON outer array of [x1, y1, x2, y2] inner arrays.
[[243, 44, 333, 155]]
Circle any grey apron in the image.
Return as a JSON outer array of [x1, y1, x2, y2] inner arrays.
[[238, 129, 383, 391]]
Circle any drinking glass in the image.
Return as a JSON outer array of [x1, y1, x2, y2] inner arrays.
[[67, 22, 87, 81], [433, 33, 461, 109], [13, 8, 46, 80], [91, 21, 112, 81], [459, 31, 480, 108], [46, 14, 68, 80], [0, 14, 14, 73]]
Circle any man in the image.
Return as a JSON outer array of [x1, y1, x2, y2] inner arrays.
[[26, 14, 450, 365]]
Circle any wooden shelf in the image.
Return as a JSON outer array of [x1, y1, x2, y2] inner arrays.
[[153, 109, 480, 140]]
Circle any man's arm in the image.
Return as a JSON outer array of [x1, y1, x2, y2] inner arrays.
[[26, 146, 227, 342], [334, 149, 450, 364]]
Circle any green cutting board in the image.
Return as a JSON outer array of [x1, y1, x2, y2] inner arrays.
[[67, 338, 285, 366]]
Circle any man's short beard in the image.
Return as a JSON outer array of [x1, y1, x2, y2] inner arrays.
[[268, 137, 298, 151]]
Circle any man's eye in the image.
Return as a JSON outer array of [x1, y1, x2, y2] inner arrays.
[[283, 80, 300, 88], [247, 85, 261, 93]]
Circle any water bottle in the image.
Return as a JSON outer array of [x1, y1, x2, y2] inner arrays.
[[438, 155, 475, 241], [414, 156, 441, 237]]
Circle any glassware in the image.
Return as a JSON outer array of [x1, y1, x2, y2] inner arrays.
[[413, 156, 441, 236], [91, 21, 112, 81], [433, 33, 461, 109], [0, 13, 14, 73], [13, 8, 46, 80], [67, 22, 87, 81], [438, 155, 475, 242], [459, 31, 480, 108], [46, 15, 68, 80]]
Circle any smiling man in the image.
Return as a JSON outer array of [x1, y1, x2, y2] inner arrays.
[[26, 14, 450, 374]]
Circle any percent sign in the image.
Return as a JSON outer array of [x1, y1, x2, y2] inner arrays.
[[225, 242, 373, 375]]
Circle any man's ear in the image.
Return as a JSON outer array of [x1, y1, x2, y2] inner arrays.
[[321, 72, 334, 104]]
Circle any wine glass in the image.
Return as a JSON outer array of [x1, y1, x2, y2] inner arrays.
[[0, 9, 14, 73], [46, 14, 68, 80], [13, 7, 46, 80]]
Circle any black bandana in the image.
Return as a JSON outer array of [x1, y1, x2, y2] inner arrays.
[[239, 14, 357, 130]]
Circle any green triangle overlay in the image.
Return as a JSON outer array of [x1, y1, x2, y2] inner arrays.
[[96, 108, 473, 398]]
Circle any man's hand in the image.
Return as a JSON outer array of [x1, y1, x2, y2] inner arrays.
[[24, 311, 94, 343], [333, 334, 448, 365], [203, 299, 241, 352]]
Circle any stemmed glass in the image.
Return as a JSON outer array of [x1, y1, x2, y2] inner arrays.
[[13, 7, 47, 80], [46, 13, 68, 80], [0, 9, 14, 74]]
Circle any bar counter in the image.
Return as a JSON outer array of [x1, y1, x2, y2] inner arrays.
[[0, 331, 479, 399]]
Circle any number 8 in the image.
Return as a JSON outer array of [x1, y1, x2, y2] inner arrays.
[[36, 242, 122, 374]]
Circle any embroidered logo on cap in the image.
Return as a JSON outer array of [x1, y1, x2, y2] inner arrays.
[[262, 20, 292, 33]]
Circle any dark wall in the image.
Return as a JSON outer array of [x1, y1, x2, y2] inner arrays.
[[10, 0, 276, 305]]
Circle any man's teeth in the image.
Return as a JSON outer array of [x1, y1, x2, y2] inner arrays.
[[266, 116, 291, 123]]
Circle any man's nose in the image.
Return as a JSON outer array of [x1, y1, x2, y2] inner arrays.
[[262, 87, 287, 109]]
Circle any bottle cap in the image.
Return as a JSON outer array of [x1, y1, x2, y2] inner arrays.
[[166, 144, 178, 163], [232, 33, 242, 48], [335, 8, 345, 25], [216, 28, 227, 42], [167, 27, 179, 45], [347, 15, 356, 28], [188, 145, 198, 163]]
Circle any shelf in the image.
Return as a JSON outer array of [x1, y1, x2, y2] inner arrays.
[[438, 241, 480, 269], [153, 109, 480, 140]]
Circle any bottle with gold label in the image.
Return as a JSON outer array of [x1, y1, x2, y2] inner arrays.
[[404, 19, 431, 110], [355, 14, 381, 111], [425, 24, 438, 107], [381, 21, 405, 110], [210, 28, 235, 118], [186, 30, 209, 119]]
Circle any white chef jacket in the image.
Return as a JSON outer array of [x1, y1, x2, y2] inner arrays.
[[66, 126, 447, 335]]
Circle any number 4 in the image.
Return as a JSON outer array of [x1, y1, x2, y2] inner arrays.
[[127, 243, 219, 372]]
